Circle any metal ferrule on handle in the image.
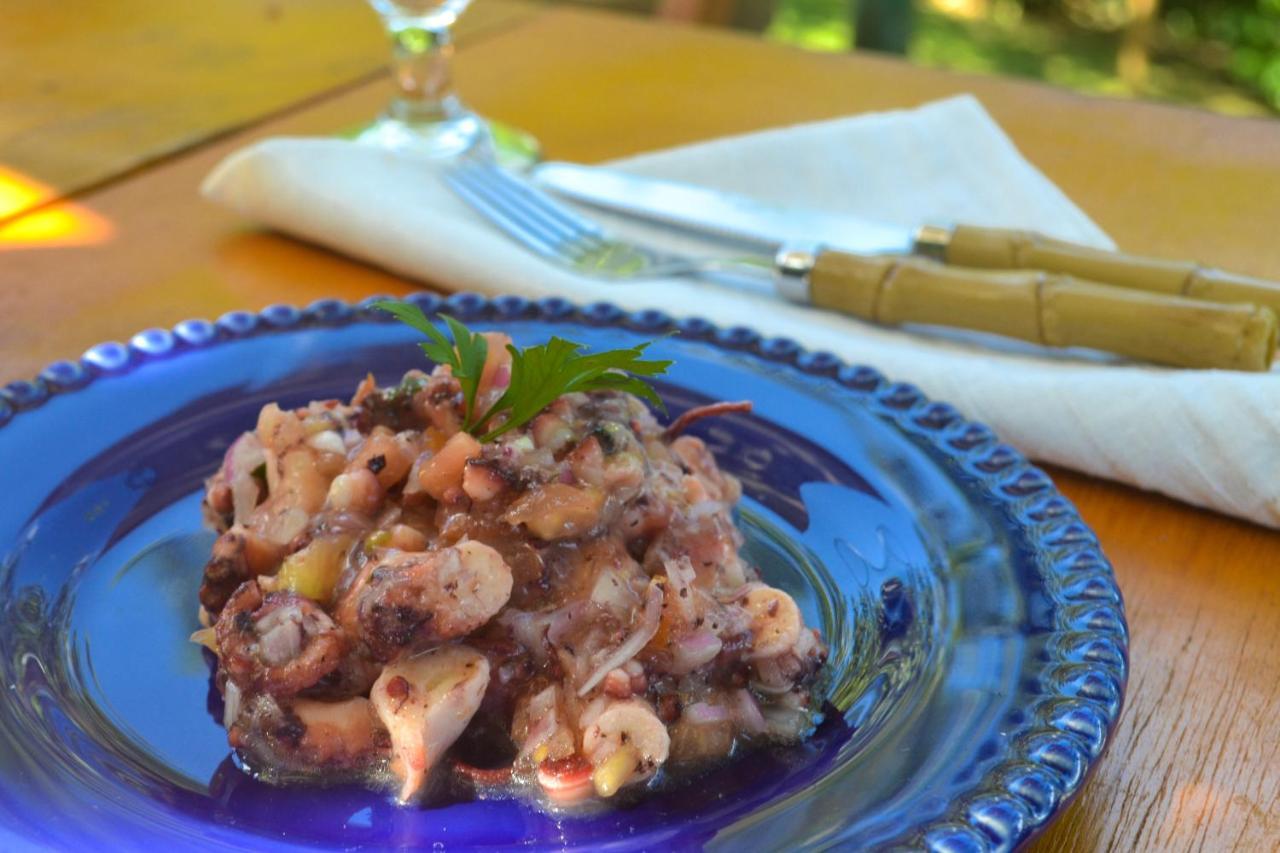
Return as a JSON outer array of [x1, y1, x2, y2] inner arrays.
[[773, 243, 819, 304]]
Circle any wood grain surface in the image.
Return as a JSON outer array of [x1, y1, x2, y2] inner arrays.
[[3, 6, 1279, 850], [0, 0, 536, 218]]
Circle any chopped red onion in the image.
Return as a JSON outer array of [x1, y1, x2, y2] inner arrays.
[[762, 706, 810, 740], [577, 695, 609, 732], [578, 584, 664, 696], [750, 654, 794, 694], [683, 702, 731, 725], [222, 680, 242, 730], [255, 608, 304, 666], [320, 512, 374, 537], [517, 685, 560, 761], [590, 570, 639, 614], [403, 453, 429, 496], [259, 506, 309, 546], [663, 557, 697, 621], [546, 601, 592, 647], [602, 668, 633, 698], [686, 501, 723, 521], [223, 433, 266, 526], [306, 430, 346, 457], [499, 609, 553, 661], [732, 689, 767, 735], [670, 629, 722, 674]]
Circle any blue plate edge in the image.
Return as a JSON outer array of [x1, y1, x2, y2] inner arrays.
[[0, 291, 1129, 851]]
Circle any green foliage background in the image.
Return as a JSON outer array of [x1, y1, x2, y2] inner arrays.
[[765, 0, 1280, 117]]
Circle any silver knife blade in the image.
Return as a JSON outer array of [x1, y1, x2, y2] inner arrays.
[[531, 162, 916, 256]]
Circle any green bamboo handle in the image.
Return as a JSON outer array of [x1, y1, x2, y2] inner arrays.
[[809, 251, 1277, 371], [928, 224, 1280, 319]]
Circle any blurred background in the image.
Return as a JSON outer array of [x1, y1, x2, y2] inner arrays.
[[3, 0, 1277, 235], [636, 0, 1280, 117]]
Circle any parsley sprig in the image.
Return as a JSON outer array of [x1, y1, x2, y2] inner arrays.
[[374, 300, 672, 442]]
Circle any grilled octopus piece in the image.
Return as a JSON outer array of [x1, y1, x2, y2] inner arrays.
[[343, 541, 514, 661], [215, 580, 347, 697]]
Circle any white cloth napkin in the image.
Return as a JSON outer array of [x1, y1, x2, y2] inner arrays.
[[202, 95, 1280, 528]]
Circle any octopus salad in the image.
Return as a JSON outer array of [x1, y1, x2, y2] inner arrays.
[[194, 306, 828, 808]]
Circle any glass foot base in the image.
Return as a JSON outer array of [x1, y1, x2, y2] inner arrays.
[[485, 121, 541, 171], [356, 112, 483, 159], [354, 115, 540, 170]]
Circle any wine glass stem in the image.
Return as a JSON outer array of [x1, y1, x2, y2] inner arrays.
[[386, 20, 461, 125]]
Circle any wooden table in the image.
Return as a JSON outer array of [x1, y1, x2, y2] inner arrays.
[[4, 5, 1280, 850]]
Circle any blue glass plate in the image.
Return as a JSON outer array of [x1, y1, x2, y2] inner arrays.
[[0, 294, 1128, 851]]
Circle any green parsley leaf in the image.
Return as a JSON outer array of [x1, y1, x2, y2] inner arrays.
[[371, 300, 458, 368], [371, 300, 488, 427], [475, 337, 671, 441], [440, 315, 489, 429], [374, 301, 672, 443]]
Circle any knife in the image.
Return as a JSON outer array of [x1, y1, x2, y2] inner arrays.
[[442, 159, 1277, 371], [532, 161, 1280, 322]]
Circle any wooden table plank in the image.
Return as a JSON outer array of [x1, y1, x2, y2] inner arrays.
[[0, 0, 536, 216], [1035, 468, 1280, 851], [3, 8, 1278, 850]]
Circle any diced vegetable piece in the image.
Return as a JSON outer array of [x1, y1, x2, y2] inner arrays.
[[477, 331, 514, 399], [531, 413, 572, 451], [326, 469, 384, 515], [275, 536, 352, 603], [592, 744, 640, 798], [462, 462, 507, 502], [504, 483, 604, 540], [418, 432, 482, 500], [387, 523, 428, 551], [568, 436, 605, 487], [350, 428, 415, 489]]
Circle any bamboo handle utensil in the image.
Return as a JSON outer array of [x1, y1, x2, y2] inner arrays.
[[809, 251, 1277, 371], [917, 224, 1280, 319], [451, 161, 1277, 372]]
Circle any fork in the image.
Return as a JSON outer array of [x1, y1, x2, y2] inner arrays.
[[441, 160, 1277, 372], [444, 160, 774, 283]]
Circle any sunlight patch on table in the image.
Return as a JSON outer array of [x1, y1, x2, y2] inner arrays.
[[0, 165, 114, 250]]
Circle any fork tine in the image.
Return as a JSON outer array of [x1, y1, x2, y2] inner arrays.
[[468, 175, 586, 246], [445, 161, 690, 279], [444, 169, 565, 260], [461, 162, 608, 246], [448, 165, 578, 252]]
